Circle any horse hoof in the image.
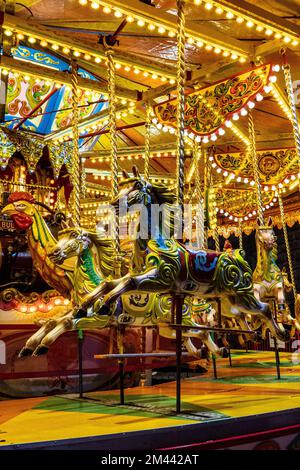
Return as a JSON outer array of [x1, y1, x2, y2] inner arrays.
[[220, 347, 229, 358], [18, 347, 33, 358], [33, 345, 49, 356], [74, 308, 87, 319]]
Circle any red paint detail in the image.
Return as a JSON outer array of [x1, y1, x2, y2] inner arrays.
[[8, 191, 35, 203], [159, 423, 300, 450], [14, 87, 59, 130], [10, 212, 33, 230]]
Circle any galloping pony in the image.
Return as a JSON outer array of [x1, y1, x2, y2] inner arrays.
[[73, 169, 288, 343]]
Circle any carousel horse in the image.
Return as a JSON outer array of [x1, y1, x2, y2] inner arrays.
[[2, 192, 224, 358], [253, 217, 300, 335], [73, 168, 288, 343]]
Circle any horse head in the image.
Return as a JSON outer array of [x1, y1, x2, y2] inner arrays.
[[49, 225, 91, 265], [256, 216, 277, 251], [112, 166, 176, 213]]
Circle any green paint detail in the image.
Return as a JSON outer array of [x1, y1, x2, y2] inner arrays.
[[224, 361, 296, 368], [81, 247, 102, 286], [33, 395, 228, 421], [78, 329, 84, 340]]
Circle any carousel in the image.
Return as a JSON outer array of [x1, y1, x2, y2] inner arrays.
[[1, 0, 300, 451]]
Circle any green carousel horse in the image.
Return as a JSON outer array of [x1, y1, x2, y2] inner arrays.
[[253, 217, 300, 335], [73, 169, 289, 343], [2, 191, 223, 358]]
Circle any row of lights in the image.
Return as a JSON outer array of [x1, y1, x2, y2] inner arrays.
[[196, 0, 299, 46], [88, 150, 194, 163], [51, 103, 136, 144], [78, 0, 248, 62], [3, 27, 175, 84], [18, 297, 70, 313], [217, 196, 278, 222], [91, 172, 174, 184]]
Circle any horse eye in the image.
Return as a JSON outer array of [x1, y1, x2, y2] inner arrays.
[[71, 231, 78, 237]]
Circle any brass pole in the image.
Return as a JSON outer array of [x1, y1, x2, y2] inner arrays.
[[71, 60, 80, 226]]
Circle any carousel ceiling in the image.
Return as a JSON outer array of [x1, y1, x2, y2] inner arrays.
[[0, 0, 300, 224]]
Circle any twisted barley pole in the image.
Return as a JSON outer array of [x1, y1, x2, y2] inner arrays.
[[248, 111, 264, 225], [238, 219, 243, 250], [278, 192, 297, 301], [71, 60, 80, 226], [106, 47, 121, 276], [194, 142, 205, 248], [281, 50, 300, 184], [176, 0, 186, 210], [144, 102, 151, 182]]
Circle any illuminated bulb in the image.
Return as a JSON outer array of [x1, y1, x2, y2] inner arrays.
[[152, 73, 158, 79], [24, 75, 30, 82], [114, 10, 122, 17], [52, 44, 59, 50], [231, 53, 238, 59], [223, 51, 230, 57], [236, 17, 244, 23], [211, 134, 217, 141], [284, 36, 291, 43], [134, 68, 140, 74], [205, 44, 213, 51], [137, 19, 145, 27], [94, 57, 101, 63], [203, 136, 209, 143], [20, 306, 27, 313], [148, 24, 155, 31], [214, 47, 221, 54], [237, 176, 241, 182], [17, 33, 25, 40], [158, 26, 166, 34], [248, 100, 255, 109], [4, 29, 13, 36], [269, 75, 277, 83], [84, 54, 91, 60], [226, 11, 234, 19], [169, 78, 175, 85], [103, 6, 111, 13], [115, 63, 121, 69], [225, 120, 232, 127], [232, 113, 239, 120], [272, 64, 280, 72], [274, 32, 282, 39], [256, 24, 264, 32], [219, 128, 225, 135], [196, 40, 204, 48], [292, 40, 299, 46], [91, 2, 99, 9], [73, 51, 81, 57], [216, 7, 223, 14], [205, 2, 213, 10], [264, 85, 271, 93], [265, 28, 273, 36], [240, 108, 248, 116], [28, 36, 36, 43], [256, 93, 263, 101], [194, 0, 202, 4], [187, 37, 194, 45], [124, 65, 131, 71]]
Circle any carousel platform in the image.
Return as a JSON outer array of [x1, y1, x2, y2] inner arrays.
[[1, 350, 300, 450]]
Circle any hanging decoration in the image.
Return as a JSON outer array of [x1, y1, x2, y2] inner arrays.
[[154, 64, 273, 137], [213, 147, 298, 186]]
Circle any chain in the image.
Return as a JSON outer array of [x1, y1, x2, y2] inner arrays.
[[71, 60, 80, 226], [278, 191, 297, 300], [106, 47, 120, 274], [144, 102, 151, 182], [176, 0, 186, 209], [281, 50, 300, 188], [248, 111, 264, 225]]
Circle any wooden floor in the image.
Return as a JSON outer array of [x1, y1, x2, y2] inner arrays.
[[1, 350, 300, 449]]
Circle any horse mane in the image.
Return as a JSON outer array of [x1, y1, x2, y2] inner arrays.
[[151, 182, 176, 205], [83, 231, 115, 278]]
